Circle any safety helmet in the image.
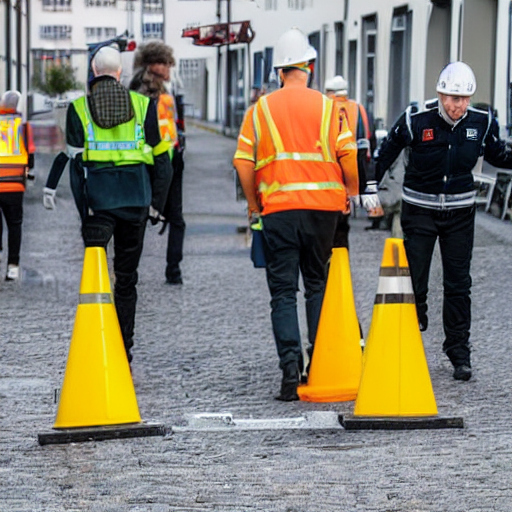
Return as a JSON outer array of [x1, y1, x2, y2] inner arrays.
[[273, 27, 317, 69], [436, 61, 476, 96], [1, 90, 21, 111], [324, 75, 348, 96]]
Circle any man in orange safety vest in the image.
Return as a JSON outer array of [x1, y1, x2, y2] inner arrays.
[[233, 27, 358, 401], [0, 90, 36, 281]]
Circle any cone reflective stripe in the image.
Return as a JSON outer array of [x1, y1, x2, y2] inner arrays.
[[53, 247, 141, 429], [298, 248, 362, 402], [354, 238, 438, 417]]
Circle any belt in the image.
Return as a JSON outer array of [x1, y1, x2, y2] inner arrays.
[[402, 187, 476, 210]]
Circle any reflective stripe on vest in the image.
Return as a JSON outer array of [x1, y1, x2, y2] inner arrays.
[[253, 95, 336, 171], [259, 180, 343, 197], [0, 114, 28, 165], [73, 91, 153, 166], [0, 113, 28, 191]]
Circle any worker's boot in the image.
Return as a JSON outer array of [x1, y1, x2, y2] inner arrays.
[[275, 361, 300, 401]]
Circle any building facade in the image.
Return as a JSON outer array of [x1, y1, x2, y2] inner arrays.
[[1, 0, 30, 105], [9, 0, 512, 136], [165, 0, 512, 137], [29, 0, 169, 90]]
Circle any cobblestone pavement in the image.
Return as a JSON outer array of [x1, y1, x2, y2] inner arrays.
[[1, 125, 511, 512]]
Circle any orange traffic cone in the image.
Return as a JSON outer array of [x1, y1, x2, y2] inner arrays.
[[38, 247, 164, 445], [298, 247, 362, 402], [342, 238, 463, 430]]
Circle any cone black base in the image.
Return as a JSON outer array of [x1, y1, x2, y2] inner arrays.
[[340, 415, 464, 430], [38, 421, 166, 446]]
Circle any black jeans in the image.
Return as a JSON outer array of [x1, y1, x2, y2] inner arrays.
[[262, 210, 338, 370], [82, 208, 148, 362], [401, 201, 475, 366], [0, 192, 23, 265], [164, 151, 186, 280]]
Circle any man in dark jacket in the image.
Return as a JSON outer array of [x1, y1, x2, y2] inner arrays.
[[377, 61, 512, 382], [43, 45, 172, 363]]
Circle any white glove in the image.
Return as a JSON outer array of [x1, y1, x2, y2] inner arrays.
[[361, 193, 381, 211], [43, 187, 56, 210], [148, 206, 166, 225]]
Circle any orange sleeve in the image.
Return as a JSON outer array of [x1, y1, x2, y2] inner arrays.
[[233, 104, 256, 163], [334, 107, 359, 196]]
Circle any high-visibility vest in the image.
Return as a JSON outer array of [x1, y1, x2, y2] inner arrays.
[[73, 91, 154, 166], [334, 97, 371, 149], [0, 112, 29, 193], [238, 87, 354, 214], [156, 93, 177, 157]]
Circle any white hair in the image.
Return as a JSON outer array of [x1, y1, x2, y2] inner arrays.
[[92, 46, 122, 78]]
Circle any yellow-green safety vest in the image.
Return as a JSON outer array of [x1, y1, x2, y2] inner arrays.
[[73, 91, 154, 166]]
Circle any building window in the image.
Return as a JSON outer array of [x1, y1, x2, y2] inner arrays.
[[142, 0, 163, 11], [85, 27, 117, 42], [42, 0, 72, 12], [288, 0, 312, 9], [362, 15, 377, 120], [40, 25, 72, 40], [85, 0, 116, 7], [264, 0, 277, 10], [142, 22, 163, 40], [334, 22, 344, 76]]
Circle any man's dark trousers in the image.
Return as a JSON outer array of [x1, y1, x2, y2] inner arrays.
[[262, 209, 338, 370], [401, 201, 475, 366], [0, 192, 23, 265], [164, 150, 186, 282], [82, 209, 147, 362]]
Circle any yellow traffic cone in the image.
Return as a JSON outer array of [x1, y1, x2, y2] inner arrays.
[[298, 247, 362, 402], [38, 247, 164, 445], [342, 238, 463, 430]]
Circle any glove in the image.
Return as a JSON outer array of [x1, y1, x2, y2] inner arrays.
[[360, 193, 381, 211], [43, 187, 57, 210], [148, 206, 165, 225]]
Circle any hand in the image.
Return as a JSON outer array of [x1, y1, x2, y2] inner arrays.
[[43, 187, 56, 209], [350, 195, 361, 208], [361, 193, 381, 211], [148, 206, 165, 225], [247, 204, 261, 221]]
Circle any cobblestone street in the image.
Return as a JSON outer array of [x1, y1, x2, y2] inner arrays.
[[1, 124, 511, 511]]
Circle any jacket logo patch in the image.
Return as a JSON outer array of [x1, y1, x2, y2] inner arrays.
[[466, 128, 478, 140], [422, 129, 434, 141]]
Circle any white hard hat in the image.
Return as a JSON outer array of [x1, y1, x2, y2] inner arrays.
[[1, 90, 21, 110], [324, 75, 348, 96], [273, 27, 317, 69], [436, 61, 476, 96]]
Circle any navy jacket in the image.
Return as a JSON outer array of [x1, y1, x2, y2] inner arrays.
[[377, 102, 512, 195]]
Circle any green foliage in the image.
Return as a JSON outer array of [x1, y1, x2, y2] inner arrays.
[[32, 65, 81, 96]]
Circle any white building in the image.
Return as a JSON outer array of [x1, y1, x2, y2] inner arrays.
[[29, 0, 168, 90], [23, 0, 512, 136], [1, 0, 30, 101], [165, 0, 512, 137]]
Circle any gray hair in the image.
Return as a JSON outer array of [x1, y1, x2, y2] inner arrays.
[[2, 90, 21, 111], [92, 45, 122, 78]]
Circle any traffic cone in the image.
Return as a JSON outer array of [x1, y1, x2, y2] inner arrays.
[[342, 238, 463, 430], [38, 247, 164, 445], [298, 247, 362, 402]]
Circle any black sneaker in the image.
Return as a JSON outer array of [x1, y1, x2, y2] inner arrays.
[[453, 365, 472, 381], [166, 276, 183, 285]]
